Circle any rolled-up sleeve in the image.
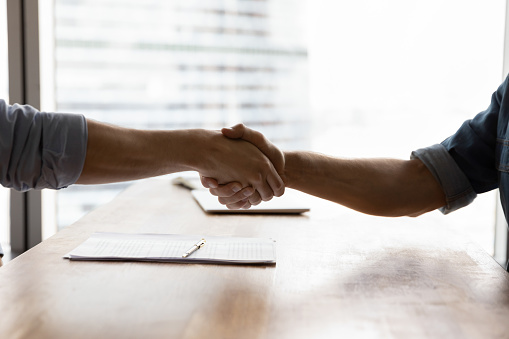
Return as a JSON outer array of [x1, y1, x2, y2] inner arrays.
[[411, 144, 477, 214], [410, 77, 509, 215], [0, 99, 88, 191]]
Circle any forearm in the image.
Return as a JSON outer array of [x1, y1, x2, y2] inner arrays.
[[77, 120, 283, 199], [77, 120, 196, 184], [283, 151, 446, 217]]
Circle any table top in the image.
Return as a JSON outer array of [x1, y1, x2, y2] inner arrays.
[[1, 179, 508, 339]]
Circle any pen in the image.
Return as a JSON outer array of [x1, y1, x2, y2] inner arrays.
[[182, 238, 206, 258]]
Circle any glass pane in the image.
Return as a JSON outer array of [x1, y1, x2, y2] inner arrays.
[[0, 0, 10, 260], [308, 0, 504, 255], [42, 0, 309, 231], [39, 0, 504, 257]]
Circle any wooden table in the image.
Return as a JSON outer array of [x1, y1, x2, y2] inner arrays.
[[1, 179, 509, 339]]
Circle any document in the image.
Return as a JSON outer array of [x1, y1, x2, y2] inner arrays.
[[64, 232, 276, 264]]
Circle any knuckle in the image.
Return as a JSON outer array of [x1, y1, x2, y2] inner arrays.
[[240, 187, 254, 198], [250, 172, 265, 184], [220, 189, 235, 198], [253, 132, 264, 144]]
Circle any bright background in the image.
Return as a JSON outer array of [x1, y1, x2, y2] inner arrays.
[[0, 0, 506, 257], [307, 0, 505, 255]]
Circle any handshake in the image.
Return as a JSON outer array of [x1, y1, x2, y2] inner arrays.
[[80, 117, 446, 218], [197, 124, 286, 210]]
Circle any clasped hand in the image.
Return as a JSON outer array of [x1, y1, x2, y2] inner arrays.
[[199, 124, 285, 209]]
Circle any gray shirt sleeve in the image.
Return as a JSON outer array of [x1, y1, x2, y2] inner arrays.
[[0, 99, 88, 191], [411, 144, 477, 214]]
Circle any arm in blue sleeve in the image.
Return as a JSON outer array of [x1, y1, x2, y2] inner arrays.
[[440, 76, 508, 194], [410, 76, 509, 214], [0, 99, 88, 191], [411, 144, 477, 214]]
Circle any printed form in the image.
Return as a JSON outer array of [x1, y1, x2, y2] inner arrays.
[[65, 232, 276, 264]]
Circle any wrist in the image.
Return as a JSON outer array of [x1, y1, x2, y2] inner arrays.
[[177, 129, 226, 176], [174, 129, 210, 172], [282, 151, 303, 189]]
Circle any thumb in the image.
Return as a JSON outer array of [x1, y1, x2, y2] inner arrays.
[[221, 124, 246, 139], [200, 176, 218, 189], [222, 124, 285, 175]]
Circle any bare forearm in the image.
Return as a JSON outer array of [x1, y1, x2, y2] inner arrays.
[[77, 120, 195, 184], [283, 151, 446, 217], [76, 120, 284, 202]]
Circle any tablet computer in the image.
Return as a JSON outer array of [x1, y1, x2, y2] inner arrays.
[[191, 189, 310, 214]]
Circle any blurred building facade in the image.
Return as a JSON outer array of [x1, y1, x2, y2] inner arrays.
[[51, 0, 309, 229]]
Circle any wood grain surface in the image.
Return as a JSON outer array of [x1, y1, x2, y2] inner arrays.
[[0, 179, 508, 339]]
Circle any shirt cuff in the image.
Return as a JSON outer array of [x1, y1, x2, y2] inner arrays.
[[39, 113, 88, 190], [411, 144, 477, 214]]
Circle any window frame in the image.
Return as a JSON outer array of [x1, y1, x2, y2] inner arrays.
[[7, 0, 42, 255]]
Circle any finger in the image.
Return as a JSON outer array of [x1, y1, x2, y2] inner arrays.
[[267, 173, 285, 197], [226, 199, 251, 210], [200, 176, 218, 189], [218, 187, 255, 205], [254, 158, 281, 201], [248, 191, 262, 206], [241, 201, 252, 209], [221, 124, 246, 139], [223, 124, 269, 155], [255, 180, 274, 202], [209, 182, 245, 198], [223, 125, 284, 175]]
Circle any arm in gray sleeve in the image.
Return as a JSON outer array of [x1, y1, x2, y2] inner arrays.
[[0, 99, 88, 191], [411, 144, 477, 214]]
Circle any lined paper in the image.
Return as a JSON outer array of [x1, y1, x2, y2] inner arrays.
[[65, 233, 276, 264]]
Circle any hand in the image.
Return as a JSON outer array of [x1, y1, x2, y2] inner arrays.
[[193, 129, 284, 202], [201, 125, 286, 208], [200, 176, 260, 209], [222, 124, 285, 177], [77, 120, 285, 195]]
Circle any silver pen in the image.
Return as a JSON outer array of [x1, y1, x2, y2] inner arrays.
[[182, 238, 206, 258]]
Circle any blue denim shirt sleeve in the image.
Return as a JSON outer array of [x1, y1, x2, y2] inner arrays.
[[411, 144, 477, 214], [440, 82, 504, 195], [410, 76, 509, 216], [0, 99, 88, 191]]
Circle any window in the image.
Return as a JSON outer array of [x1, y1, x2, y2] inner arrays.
[[0, 0, 10, 258], [308, 0, 505, 254], [38, 0, 504, 256], [41, 0, 309, 231]]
